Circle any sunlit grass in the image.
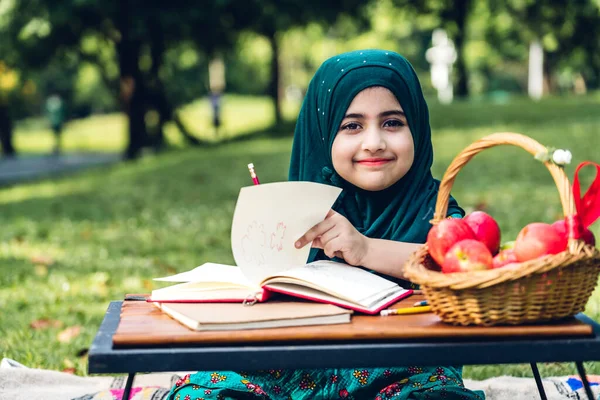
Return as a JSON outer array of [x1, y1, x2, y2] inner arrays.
[[13, 95, 301, 153]]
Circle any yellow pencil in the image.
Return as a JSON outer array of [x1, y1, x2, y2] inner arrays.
[[380, 305, 432, 316]]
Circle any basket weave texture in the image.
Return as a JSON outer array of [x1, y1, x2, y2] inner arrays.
[[404, 133, 600, 326]]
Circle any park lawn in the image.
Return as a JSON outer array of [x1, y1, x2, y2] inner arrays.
[[12, 94, 300, 153], [1, 94, 600, 380]]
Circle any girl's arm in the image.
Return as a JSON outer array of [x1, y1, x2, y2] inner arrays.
[[361, 239, 421, 280], [363, 214, 463, 279], [296, 209, 439, 280]]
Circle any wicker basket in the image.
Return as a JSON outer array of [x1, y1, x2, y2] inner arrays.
[[404, 132, 600, 326]]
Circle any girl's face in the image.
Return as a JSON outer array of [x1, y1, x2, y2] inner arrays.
[[331, 86, 414, 191]]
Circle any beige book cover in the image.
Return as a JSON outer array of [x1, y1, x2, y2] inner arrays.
[[154, 300, 353, 331]]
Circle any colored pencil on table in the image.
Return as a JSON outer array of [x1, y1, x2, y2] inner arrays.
[[380, 306, 432, 316]]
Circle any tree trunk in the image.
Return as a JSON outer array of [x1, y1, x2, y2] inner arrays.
[[543, 53, 560, 94], [116, 0, 149, 160], [584, 41, 600, 90], [0, 104, 15, 157], [452, 0, 470, 98], [267, 32, 282, 126], [149, 83, 203, 147], [589, 63, 600, 90], [147, 22, 201, 147], [130, 75, 148, 158], [148, 19, 166, 150]]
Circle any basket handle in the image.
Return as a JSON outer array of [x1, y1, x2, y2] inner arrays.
[[432, 132, 575, 237]]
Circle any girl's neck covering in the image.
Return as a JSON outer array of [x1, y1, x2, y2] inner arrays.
[[289, 49, 463, 262]]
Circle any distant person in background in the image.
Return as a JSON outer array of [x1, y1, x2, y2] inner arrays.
[[45, 94, 65, 155], [210, 90, 222, 136]]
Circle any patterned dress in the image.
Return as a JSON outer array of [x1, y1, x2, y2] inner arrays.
[[167, 366, 485, 399]]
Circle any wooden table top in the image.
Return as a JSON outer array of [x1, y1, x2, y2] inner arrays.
[[113, 294, 594, 347]]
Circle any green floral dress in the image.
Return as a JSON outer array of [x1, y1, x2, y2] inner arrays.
[[167, 366, 485, 399]]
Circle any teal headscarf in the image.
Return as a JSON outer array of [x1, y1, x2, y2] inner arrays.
[[289, 49, 463, 261]]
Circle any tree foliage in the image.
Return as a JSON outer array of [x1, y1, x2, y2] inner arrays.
[[487, 0, 600, 91], [1, 0, 264, 158], [1, 0, 600, 157]]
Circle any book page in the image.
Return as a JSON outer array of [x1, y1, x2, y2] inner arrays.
[[153, 263, 256, 288], [230, 182, 341, 283], [263, 282, 406, 313], [260, 260, 400, 304], [151, 283, 261, 302]]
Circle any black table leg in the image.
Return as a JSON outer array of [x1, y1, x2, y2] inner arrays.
[[122, 372, 135, 400], [530, 363, 547, 400], [575, 361, 595, 400]]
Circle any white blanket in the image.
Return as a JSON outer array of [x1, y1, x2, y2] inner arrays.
[[1, 358, 598, 400], [465, 375, 600, 399]]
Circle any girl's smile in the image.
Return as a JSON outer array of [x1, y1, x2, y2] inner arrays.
[[355, 157, 395, 167]]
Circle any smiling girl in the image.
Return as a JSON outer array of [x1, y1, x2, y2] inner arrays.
[[168, 49, 484, 400]]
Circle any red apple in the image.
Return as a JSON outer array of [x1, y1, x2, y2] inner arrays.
[[492, 248, 519, 269], [427, 218, 476, 266], [514, 222, 565, 262], [442, 239, 493, 273], [551, 219, 596, 247], [464, 211, 502, 255], [550, 220, 571, 250]]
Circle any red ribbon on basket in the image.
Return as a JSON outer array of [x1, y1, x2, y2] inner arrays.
[[568, 161, 600, 240]]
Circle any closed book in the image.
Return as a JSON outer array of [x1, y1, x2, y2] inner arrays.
[[154, 300, 353, 331]]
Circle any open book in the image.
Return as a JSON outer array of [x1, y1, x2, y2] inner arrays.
[[150, 182, 412, 314]]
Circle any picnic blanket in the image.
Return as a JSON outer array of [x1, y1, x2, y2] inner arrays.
[[1, 358, 599, 400]]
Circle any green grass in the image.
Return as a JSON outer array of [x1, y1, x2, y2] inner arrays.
[[1, 93, 600, 381], [13, 94, 300, 153]]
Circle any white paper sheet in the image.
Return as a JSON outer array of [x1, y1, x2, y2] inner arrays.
[[154, 263, 253, 287], [230, 182, 342, 283]]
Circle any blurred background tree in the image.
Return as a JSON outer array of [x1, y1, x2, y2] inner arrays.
[[1, 0, 599, 158]]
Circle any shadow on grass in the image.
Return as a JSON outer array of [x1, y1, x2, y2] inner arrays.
[[0, 119, 296, 189], [0, 134, 293, 226]]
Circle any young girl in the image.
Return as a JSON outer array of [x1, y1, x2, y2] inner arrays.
[[168, 49, 485, 399]]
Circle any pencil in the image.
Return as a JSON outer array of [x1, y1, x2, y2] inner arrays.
[[247, 163, 260, 185], [413, 300, 428, 307], [380, 305, 432, 316]]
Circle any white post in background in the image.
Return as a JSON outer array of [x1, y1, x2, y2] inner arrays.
[[528, 40, 544, 100], [425, 29, 457, 104]]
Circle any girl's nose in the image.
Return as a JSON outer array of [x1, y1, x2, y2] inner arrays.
[[361, 127, 386, 152]]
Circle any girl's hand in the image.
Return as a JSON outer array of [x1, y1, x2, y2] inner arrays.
[[294, 210, 370, 266]]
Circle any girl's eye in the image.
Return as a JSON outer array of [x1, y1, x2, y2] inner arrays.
[[383, 119, 405, 128], [341, 122, 361, 131]]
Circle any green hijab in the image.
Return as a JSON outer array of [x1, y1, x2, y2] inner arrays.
[[289, 49, 463, 262]]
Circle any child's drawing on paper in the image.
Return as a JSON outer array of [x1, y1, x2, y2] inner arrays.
[[230, 181, 341, 273], [270, 222, 286, 251], [241, 221, 266, 264], [241, 221, 288, 264]]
